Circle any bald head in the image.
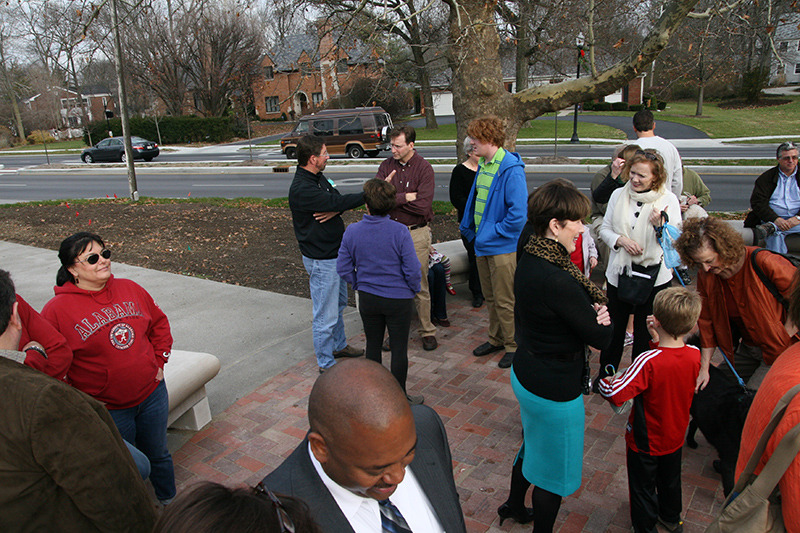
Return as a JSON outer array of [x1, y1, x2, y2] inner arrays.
[[307, 359, 417, 500], [309, 359, 411, 438]]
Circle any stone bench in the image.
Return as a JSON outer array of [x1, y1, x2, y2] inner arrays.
[[164, 350, 221, 431], [432, 239, 470, 285], [724, 219, 800, 254]]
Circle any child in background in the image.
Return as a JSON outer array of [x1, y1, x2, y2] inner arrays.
[[429, 247, 455, 295], [429, 246, 453, 327], [569, 225, 598, 279], [599, 287, 702, 533]]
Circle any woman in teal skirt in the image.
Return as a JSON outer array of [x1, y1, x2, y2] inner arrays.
[[499, 179, 613, 532]]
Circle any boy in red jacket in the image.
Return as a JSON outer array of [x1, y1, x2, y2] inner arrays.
[[599, 287, 702, 533]]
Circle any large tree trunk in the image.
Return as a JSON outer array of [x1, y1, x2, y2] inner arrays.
[[408, 19, 438, 130], [412, 46, 438, 130], [446, 0, 701, 159]]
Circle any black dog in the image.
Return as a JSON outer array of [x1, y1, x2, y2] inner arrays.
[[686, 364, 755, 496]]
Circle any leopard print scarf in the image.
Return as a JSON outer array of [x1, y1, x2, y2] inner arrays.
[[524, 235, 608, 305]]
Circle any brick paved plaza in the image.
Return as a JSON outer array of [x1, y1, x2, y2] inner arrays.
[[172, 292, 727, 532]]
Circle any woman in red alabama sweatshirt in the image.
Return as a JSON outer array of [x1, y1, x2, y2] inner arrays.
[[42, 232, 176, 503]]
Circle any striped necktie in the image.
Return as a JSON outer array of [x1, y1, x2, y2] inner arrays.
[[378, 499, 413, 533]]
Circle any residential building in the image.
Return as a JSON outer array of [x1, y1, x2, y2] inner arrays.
[[252, 25, 383, 120], [771, 13, 800, 85], [22, 85, 116, 138]]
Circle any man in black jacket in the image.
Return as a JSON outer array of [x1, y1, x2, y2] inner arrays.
[[747, 141, 800, 252], [289, 135, 365, 373]]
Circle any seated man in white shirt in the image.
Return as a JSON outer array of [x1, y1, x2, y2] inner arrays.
[[748, 141, 800, 253], [263, 358, 467, 533]]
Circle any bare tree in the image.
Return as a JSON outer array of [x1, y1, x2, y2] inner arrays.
[[0, 16, 26, 140], [441, 0, 702, 157], [177, 4, 266, 117], [122, 4, 189, 116], [21, 0, 103, 133]]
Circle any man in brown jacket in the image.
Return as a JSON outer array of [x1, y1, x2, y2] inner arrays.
[[0, 268, 156, 532]]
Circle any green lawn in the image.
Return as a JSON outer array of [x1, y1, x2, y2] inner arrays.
[[413, 118, 626, 142], [0, 139, 86, 152], [580, 97, 800, 139]]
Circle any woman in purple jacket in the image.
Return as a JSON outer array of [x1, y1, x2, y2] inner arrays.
[[337, 178, 423, 404]]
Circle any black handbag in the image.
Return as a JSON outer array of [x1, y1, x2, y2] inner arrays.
[[617, 262, 661, 305]]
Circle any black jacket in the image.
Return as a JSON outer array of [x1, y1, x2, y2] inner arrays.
[[288, 167, 364, 259], [513, 252, 613, 401], [745, 165, 800, 227]]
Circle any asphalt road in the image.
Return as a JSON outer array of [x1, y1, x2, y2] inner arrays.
[[0, 142, 779, 170], [0, 166, 760, 212]]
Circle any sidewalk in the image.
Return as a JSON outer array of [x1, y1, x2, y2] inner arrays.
[[3, 240, 727, 531], [172, 288, 727, 533]]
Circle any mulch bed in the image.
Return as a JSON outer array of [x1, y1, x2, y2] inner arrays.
[[0, 201, 462, 298]]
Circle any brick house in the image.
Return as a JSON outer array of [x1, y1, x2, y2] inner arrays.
[[22, 85, 116, 137], [252, 26, 383, 120]]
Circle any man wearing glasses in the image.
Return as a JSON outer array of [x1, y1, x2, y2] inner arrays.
[[289, 135, 365, 374], [376, 125, 438, 351], [747, 141, 800, 253]]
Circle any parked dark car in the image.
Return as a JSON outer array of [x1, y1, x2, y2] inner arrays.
[[81, 136, 160, 163]]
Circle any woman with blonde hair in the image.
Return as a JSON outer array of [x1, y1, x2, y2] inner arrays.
[[596, 150, 681, 387]]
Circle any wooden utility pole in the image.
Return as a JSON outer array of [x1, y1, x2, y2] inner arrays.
[[110, 0, 138, 201]]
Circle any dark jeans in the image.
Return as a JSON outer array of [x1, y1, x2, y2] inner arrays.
[[599, 281, 671, 379], [109, 380, 176, 502], [461, 235, 483, 298], [428, 263, 448, 320], [627, 447, 683, 533], [359, 291, 414, 390]]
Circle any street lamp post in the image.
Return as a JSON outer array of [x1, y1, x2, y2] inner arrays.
[[104, 105, 113, 138], [570, 32, 585, 144]]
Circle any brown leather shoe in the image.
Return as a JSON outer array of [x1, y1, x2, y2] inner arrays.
[[422, 336, 438, 351], [333, 345, 364, 358]]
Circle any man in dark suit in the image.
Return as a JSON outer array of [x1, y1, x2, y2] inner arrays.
[[263, 358, 466, 532]]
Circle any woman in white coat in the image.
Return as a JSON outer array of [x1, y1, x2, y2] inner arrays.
[[595, 149, 681, 388]]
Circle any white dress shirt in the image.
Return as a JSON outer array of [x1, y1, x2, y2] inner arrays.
[[308, 443, 445, 533]]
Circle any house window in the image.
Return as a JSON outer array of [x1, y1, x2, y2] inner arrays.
[[797, 40, 800, 51], [312, 92, 323, 106], [102, 97, 107, 107], [337, 59, 348, 73], [68, 116, 80, 128], [780, 41, 788, 53], [265, 96, 280, 113], [61, 98, 69, 110], [795, 63, 800, 75], [263, 66, 273, 79]]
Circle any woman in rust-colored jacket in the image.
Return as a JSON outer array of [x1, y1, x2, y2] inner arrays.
[[675, 217, 798, 391]]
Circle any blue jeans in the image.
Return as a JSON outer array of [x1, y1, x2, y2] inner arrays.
[[109, 380, 175, 502], [302, 256, 348, 369]]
